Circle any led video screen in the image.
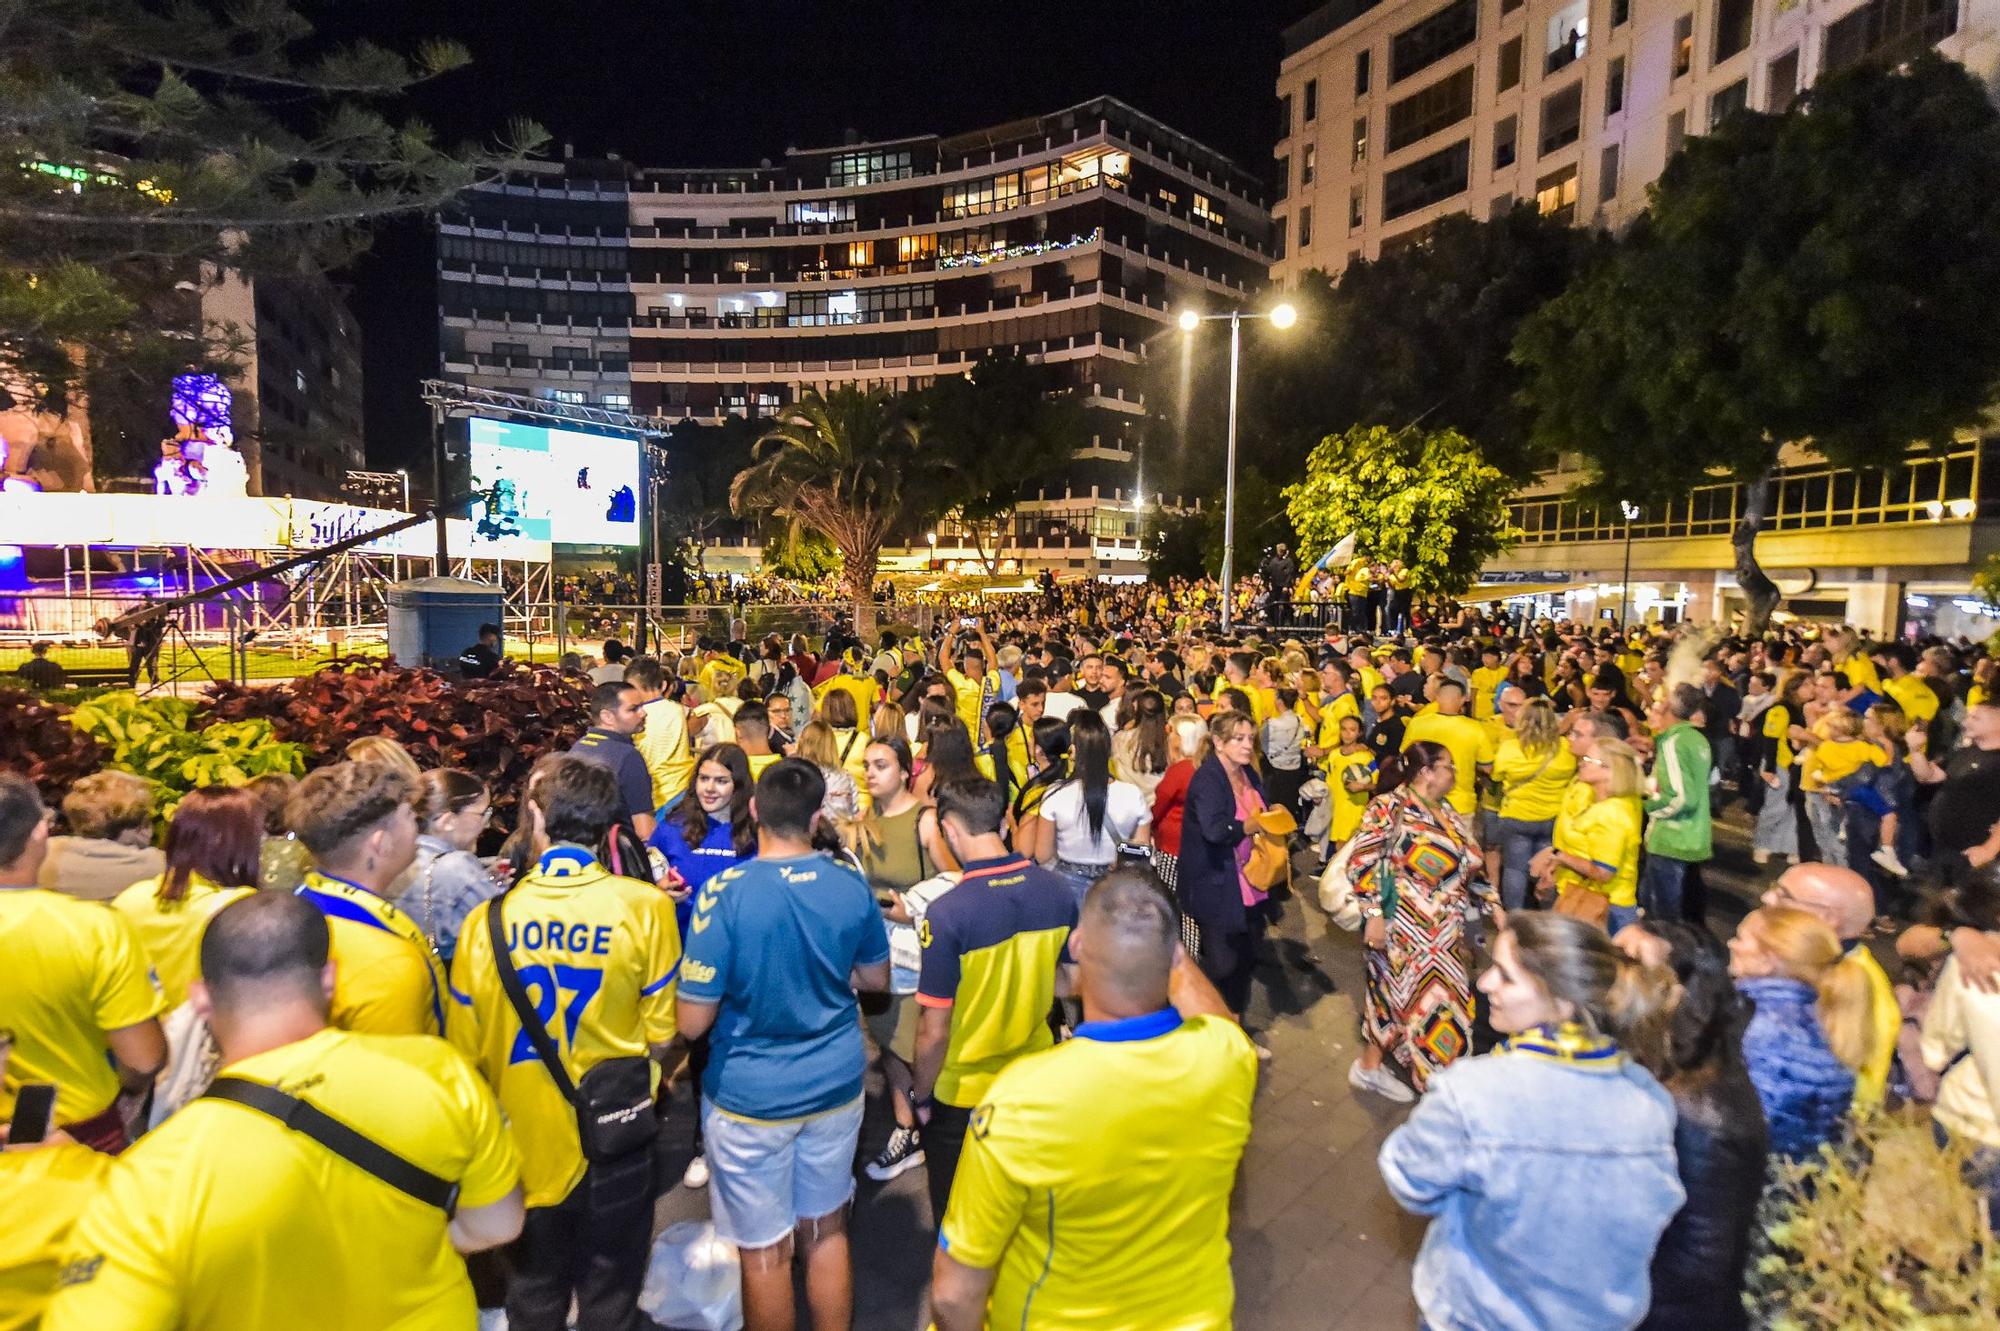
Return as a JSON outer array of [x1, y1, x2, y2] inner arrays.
[[467, 418, 640, 547]]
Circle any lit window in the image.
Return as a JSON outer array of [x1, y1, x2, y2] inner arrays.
[[1353, 117, 1369, 164], [898, 233, 937, 263], [294, 369, 306, 393], [1301, 145, 1317, 186], [1193, 195, 1224, 225]]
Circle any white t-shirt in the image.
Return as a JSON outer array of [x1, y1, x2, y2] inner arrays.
[[1039, 779, 1152, 865], [1043, 690, 1090, 721]]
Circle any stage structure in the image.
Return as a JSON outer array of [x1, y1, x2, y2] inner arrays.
[[418, 378, 676, 646], [1, 384, 676, 681]]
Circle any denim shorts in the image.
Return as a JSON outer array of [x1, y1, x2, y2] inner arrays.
[[702, 1096, 864, 1249]]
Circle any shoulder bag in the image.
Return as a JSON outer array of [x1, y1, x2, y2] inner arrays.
[[487, 895, 657, 1161], [205, 1077, 461, 1215]]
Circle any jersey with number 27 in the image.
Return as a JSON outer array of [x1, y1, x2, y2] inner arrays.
[[448, 847, 681, 1208]]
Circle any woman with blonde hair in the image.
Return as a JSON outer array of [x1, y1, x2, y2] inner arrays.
[[1489, 696, 1577, 910], [1533, 736, 1644, 932], [1728, 904, 1877, 1158], [1382, 913, 1683, 1331], [794, 718, 859, 823], [38, 770, 163, 901], [344, 735, 423, 783], [870, 700, 908, 744]]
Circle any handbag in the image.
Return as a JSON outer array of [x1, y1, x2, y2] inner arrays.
[[487, 895, 657, 1162], [1553, 884, 1611, 928], [1316, 835, 1365, 930], [1245, 805, 1298, 891]]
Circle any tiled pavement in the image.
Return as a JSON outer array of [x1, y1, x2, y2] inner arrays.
[[649, 800, 1779, 1329]]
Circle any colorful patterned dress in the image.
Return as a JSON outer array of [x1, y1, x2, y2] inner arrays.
[[1350, 786, 1495, 1091]]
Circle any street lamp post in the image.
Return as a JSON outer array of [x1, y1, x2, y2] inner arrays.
[[1180, 301, 1297, 634], [1619, 500, 1640, 631], [927, 530, 938, 572]]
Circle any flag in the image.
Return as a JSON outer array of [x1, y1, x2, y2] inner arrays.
[[1296, 533, 1356, 600]]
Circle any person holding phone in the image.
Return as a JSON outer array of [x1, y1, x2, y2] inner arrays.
[[0, 773, 167, 1155]]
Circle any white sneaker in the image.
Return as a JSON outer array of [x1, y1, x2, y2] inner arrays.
[[681, 1153, 709, 1189], [1870, 845, 1910, 878], [1348, 1058, 1415, 1103], [1752, 849, 1771, 865]]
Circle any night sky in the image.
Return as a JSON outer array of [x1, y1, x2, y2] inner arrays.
[[332, 0, 1318, 466]]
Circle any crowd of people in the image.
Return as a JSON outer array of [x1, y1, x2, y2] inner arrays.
[[3, 575, 1999, 1330]]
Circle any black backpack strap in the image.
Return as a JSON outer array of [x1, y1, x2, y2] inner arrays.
[[487, 893, 581, 1102], [205, 1077, 460, 1216]]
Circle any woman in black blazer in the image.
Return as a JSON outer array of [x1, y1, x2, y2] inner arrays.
[[1179, 709, 1268, 1016]]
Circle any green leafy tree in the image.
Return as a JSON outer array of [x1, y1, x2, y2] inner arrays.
[[1283, 425, 1518, 597], [916, 355, 1088, 575], [1, 0, 538, 425], [1516, 54, 2000, 634], [730, 386, 952, 635]]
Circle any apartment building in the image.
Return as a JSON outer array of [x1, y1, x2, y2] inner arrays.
[[1271, 0, 1999, 277], [438, 98, 1273, 571]]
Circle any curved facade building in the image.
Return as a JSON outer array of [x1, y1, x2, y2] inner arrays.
[[440, 98, 1272, 571]]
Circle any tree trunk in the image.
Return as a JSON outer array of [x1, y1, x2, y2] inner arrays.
[[845, 541, 880, 639], [965, 515, 1002, 578], [1733, 463, 1782, 636]]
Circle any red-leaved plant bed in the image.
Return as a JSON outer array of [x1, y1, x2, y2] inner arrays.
[[203, 662, 593, 826], [0, 688, 106, 803]]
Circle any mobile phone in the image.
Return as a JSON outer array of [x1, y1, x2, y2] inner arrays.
[[959, 616, 977, 628], [9, 1084, 56, 1145]]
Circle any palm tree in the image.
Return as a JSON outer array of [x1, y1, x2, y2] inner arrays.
[[729, 386, 945, 636]]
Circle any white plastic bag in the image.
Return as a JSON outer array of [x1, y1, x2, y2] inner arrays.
[[639, 1221, 743, 1331], [1317, 835, 1365, 931]]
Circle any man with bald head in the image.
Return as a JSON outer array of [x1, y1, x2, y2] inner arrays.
[[928, 869, 1255, 1331], [1762, 862, 1899, 1109]]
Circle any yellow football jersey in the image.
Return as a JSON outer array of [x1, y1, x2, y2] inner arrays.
[[111, 874, 255, 1009], [0, 888, 164, 1123], [0, 1143, 111, 1331], [44, 1027, 517, 1331], [940, 1010, 1255, 1331], [449, 847, 681, 1207], [298, 872, 447, 1037]]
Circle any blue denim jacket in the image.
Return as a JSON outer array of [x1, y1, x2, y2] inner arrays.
[[1738, 975, 1854, 1160], [1380, 1045, 1684, 1331]]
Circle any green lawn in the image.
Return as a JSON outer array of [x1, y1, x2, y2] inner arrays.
[[0, 637, 578, 687]]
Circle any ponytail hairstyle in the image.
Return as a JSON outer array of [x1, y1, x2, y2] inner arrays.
[[1377, 738, 1452, 798], [984, 701, 1021, 809], [1740, 905, 1884, 1074], [416, 768, 487, 830], [1505, 912, 1676, 1047], [1129, 689, 1169, 775], [1067, 709, 1114, 841], [1016, 715, 1073, 815]]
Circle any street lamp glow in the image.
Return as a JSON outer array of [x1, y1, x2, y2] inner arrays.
[[1178, 308, 1201, 332], [1268, 302, 1298, 329]]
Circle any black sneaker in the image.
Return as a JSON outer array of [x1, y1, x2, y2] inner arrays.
[[864, 1125, 926, 1182]]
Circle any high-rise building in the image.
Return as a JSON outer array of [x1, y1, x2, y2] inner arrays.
[[1271, 0, 1998, 280], [1272, 0, 2000, 634], [437, 99, 1272, 569], [205, 270, 365, 499]]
